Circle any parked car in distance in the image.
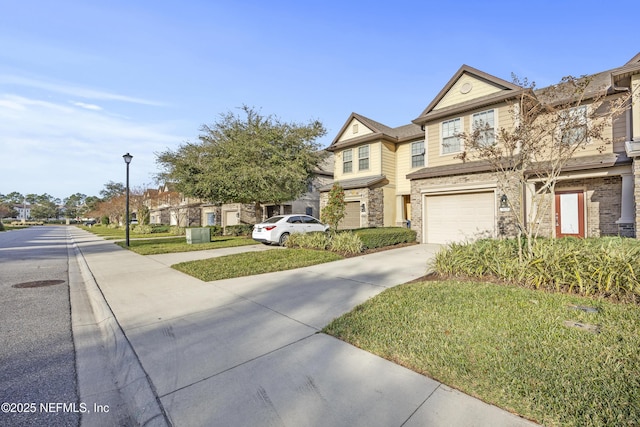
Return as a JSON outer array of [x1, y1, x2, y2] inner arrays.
[[83, 219, 97, 226], [252, 214, 329, 246]]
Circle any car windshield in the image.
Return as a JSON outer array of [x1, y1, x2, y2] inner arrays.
[[263, 216, 284, 224]]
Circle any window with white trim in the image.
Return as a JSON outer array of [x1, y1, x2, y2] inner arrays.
[[343, 149, 353, 173], [411, 141, 425, 168], [472, 109, 495, 146], [442, 118, 461, 154], [358, 145, 369, 170], [560, 106, 587, 145]]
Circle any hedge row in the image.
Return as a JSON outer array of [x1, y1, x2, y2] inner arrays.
[[353, 227, 417, 249]]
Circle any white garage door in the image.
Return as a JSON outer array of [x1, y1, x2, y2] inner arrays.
[[425, 192, 495, 244]]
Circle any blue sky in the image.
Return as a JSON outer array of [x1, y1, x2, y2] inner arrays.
[[1, 0, 638, 200]]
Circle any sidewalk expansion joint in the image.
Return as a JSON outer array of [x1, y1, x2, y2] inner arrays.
[[159, 333, 318, 399]]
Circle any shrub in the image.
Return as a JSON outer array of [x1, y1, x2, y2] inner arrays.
[[431, 237, 640, 302], [321, 183, 346, 231], [0, 221, 4, 231], [207, 225, 223, 236], [224, 224, 253, 236], [285, 232, 330, 250], [131, 224, 152, 234], [170, 226, 186, 236], [329, 231, 364, 254], [354, 227, 417, 249], [151, 225, 171, 233], [100, 215, 109, 225]]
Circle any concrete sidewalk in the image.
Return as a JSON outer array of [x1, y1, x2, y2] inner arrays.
[[68, 228, 539, 427]]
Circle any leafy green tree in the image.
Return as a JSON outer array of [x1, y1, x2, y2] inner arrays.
[[321, 183, 346, 232], [2, 192, 24, 204], [156, 106, 327, 215], [100, 181, 126, 200], [30, 194, 59, 220], [63, 193, 88, 220]]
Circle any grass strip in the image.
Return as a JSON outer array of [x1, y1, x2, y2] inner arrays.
[[173, 248, 343, 281], [323, 280, 640, 427], [115, 236, 258, 255], [78, 225, 174, 239]]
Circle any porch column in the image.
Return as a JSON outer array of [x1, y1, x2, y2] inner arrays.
[[616, 173, 635, 237]]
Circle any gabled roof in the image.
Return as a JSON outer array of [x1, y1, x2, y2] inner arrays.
[[536, 53, 640, 105], [624, 52, 640, 66], [327, 112, 422, 152], [412, 65, 523, 126]]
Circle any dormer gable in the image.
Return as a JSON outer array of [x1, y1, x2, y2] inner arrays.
[[336, 115, 376, 143], [327, 112, 401, 151], [413, 65, 523, 126]]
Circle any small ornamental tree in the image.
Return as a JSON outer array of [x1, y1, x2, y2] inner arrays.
[[456, 74, 633, 259], [321, 183, 346, 232]]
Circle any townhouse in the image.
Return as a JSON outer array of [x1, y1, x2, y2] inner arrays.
[[145, 154, 334, 228], [322, 53, 640, 243]]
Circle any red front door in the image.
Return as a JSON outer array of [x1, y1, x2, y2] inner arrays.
[[554, 191, 585, 238]]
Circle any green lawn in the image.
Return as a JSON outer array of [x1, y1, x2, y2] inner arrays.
[[173, 249, 343, 281], [115, 236, 258, 255], [323, 279, 640, 427], [78, 225, 174, 239]]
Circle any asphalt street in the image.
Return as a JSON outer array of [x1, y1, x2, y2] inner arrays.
[[0, 226, 79, 427]]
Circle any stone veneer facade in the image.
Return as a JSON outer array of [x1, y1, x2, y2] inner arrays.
[[319, 186, 385, 229], [410, 170, 517, 243], [410, 171, 632, 243]]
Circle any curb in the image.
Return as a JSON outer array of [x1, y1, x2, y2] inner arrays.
[[68, 233, 169, 426]]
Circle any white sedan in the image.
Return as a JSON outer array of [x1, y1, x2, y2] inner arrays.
[[252, 214, 329, 246]]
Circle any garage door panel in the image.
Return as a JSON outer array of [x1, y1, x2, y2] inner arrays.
[[341, 202, 361, 229], [425, 192, 495, 244]]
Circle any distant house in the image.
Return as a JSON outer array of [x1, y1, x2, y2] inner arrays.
[[323, 53, 640, 243], [144, 153, 334, 228], [14, 203, 31, 220]]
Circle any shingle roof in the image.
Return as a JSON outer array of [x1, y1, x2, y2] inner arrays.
[[318, 175, 387, 191], [327, 113, 423, 152]]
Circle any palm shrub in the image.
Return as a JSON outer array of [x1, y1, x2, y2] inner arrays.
[[285, 232, 330, 250], [329, 231, 364, 254], [431, 237, 640, 301]]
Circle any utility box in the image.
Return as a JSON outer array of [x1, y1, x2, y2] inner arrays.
[[186, 227, 211, 244]]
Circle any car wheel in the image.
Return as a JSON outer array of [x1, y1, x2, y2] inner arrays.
[[278, 233, 289, 246]]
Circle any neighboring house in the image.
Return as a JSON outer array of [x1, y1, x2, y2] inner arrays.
[[145, 184, 201, 227], [145, 153, 334, 227], [323, 53, 640, 243], [321, 115, 423, 229], [14, 203, 31, 220]]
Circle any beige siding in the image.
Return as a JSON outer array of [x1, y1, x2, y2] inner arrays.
[[337, 118, 374, 142], [425, 102, 535, 168], [612, 106, 628, 153], [434, 74, 504, 110], [381, 141, 396, 186], [333, 142, 382, 181], [396, 139, 426, 194]]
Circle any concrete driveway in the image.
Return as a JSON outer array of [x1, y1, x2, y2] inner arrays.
[[68, 227, 538, 427]]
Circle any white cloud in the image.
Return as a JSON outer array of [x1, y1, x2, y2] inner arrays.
[[0, 74, 166, 106], [71, 101, 103, 111], [0, 93, 189, 198]]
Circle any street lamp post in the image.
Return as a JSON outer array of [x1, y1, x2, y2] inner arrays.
[[123, 153, 133, 247]]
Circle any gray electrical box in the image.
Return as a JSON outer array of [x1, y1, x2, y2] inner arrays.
[[186, 227, 211, 244]]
